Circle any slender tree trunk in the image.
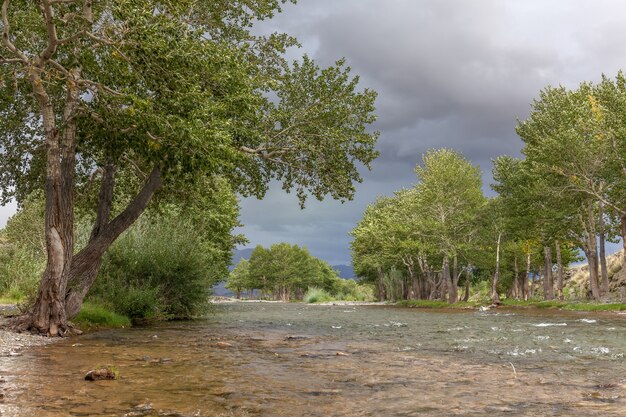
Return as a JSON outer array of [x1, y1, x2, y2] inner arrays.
[[491, 232, 501, 304], [377, 269, 386, 301], [450, 255, 461, 303], [554, 240, 564, 300], [443, 256, 457, 303], [621, 215, 626, 266], [524, 252, 531, 301], [587, 250, 601, 300], [513, 255, 520, 300], [462, 269, 471, 302], [582, 204, 601, 300], [543, 245, 554, 300], [598, 203, 609, 296]]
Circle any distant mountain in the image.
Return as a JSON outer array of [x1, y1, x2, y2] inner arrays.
[[332, 264, 355, 280], [230, 248, 253, 270]]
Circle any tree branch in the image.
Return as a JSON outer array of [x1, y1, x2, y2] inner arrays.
[[1, 0, 29, 63]]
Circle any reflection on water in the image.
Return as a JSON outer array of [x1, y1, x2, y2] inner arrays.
[[1, 304, 624, 416]]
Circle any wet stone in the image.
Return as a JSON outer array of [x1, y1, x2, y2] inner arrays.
[[85, 367, 117, 381]]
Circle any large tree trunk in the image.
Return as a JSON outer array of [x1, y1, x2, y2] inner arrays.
[[598, 203, 609, 296], [543, 245, 554, 300], [491, 232, 501, 304], [554, 240, 564, 300], [27, 70, 80, 336], [64, 167, 163, 318]]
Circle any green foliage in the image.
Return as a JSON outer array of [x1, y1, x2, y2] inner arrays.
[[228, 243, 372, 301], [0, 192, 46, 300], [226, 258, 251, 297], [303, 287, 334, 303], [1, 1, 379, 208], [72, 303, 132, 330], [351, 148, 486, 302], [90, 216, 221, 319]]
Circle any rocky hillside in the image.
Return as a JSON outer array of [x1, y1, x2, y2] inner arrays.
[[565, 250, 625, 299]]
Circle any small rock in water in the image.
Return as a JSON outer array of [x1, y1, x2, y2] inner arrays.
[[284, 335, 308, 341], [335, 351, 350, 356], [594, 383, 618, 389], [84, 367, 118, 381], [214, 341, 232, 348]]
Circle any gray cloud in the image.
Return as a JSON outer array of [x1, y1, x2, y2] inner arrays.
[[238, 0, 626, 264], [4, 1, 626, 264]]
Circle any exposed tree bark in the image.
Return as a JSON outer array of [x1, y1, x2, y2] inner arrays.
[[491, 232, 501, 304], [64, 167, 163, 318], [554, 240, 564, 300], [27, 68, 81, 336], [598, 203, 609, 296], [543, 245, 554, 300]]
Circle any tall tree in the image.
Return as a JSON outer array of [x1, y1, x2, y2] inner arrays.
[[414, 149, 485, 303], [0, 1, 378, 335]]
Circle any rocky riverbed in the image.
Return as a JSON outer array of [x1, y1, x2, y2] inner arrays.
[[0, 305, 57, 357]]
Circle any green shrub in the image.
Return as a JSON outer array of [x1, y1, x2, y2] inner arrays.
[[0, 245, 44, 301], [304, 287, 334, 303], [89, 217, 221, 319]]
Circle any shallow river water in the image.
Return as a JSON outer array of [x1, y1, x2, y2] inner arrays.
[[1, 303, 625, 416]]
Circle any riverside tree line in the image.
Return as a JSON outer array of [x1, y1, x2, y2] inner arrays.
[[226, 244, 372, 302], [351, 74, 626, 303]]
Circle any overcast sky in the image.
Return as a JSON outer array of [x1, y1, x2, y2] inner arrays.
[[2, 0, 626, 265]]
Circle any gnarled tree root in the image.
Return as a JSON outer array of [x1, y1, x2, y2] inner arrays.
[[2, 314, 82, 337]]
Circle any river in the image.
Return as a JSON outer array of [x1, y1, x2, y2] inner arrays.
[[0, 303, 624, 416]]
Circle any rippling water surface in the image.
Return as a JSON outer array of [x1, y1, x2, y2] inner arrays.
[[1, 303, 625, 416]]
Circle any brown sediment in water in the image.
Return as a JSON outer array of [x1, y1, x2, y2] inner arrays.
[[0, 303, 624, 416]]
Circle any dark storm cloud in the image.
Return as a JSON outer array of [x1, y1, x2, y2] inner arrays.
[[4, 1, 626, 263], [235, 0, 626, 265]]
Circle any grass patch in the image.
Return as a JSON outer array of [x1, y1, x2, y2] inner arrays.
[[396, 300, 479, 309], [0, 296, 20, 304], [72, 302, 131, 330], [500, 299, 626, 311], [562, 303, 626, 311], [501, 300, 568, 309]]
